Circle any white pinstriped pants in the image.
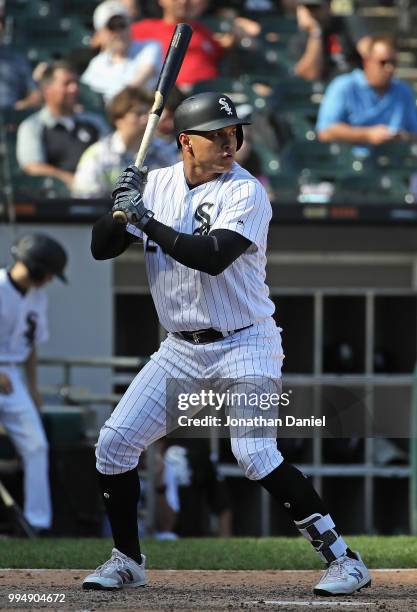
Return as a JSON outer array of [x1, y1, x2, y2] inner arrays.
[[96, 317, 285, 481]]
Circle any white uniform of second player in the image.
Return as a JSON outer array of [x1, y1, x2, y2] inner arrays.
[[0, 268, 51, 528]]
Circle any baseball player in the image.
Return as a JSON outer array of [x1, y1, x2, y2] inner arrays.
[[83, 93, 370, 596], [0, 234, 67, 532]]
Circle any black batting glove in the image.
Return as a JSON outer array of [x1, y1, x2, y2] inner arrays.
[[112, 190, 154, 230], [111, 164, 148, 200]]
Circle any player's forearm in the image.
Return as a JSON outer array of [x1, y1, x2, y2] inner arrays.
[[91, 213, 137, 260], [317, 123, 375, 144], [144, 219, 250, 275]]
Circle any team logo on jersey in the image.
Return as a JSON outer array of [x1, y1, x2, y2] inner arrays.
[[24, 312, 38, 346], [219, 97, 233, 116], [193, 202, 214, 235]]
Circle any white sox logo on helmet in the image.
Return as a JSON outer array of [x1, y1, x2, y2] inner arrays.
[[219, 97, 233, 116]]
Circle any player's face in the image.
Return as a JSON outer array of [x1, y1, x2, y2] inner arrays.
[[186, 125, 238, 173], [31, 274, 54, 288]]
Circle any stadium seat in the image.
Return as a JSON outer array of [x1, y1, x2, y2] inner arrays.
[[60, 0, 99, 19], [253, 144, 282, 177], [268, 174, 300, 204], [281, 106, 319, 141], [274, 77, 326, 111], [370, 141, 417, 173], [6, 0, 59, 19], [190, 78, 246, 99], [14, 16, 91, 62], [12, 174, 71, 199], [332, 172, 415, 205], [78, 83, 106, 116], [279, 140, 365, 181]]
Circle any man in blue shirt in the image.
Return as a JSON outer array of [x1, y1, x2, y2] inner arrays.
[[316, 35, 417, 147]]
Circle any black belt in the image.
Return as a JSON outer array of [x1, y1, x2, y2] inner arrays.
[[176, 325, 253, 344]]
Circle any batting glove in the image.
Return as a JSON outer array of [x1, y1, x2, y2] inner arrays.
[[112, 190, 154, 230], [111, 164, 148, 200]]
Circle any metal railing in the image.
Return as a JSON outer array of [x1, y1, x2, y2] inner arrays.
[[36, 354, 417, 536]]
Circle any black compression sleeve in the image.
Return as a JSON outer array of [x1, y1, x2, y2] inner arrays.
[[91, 213, 138, 260], [145, 218, 251, 275]]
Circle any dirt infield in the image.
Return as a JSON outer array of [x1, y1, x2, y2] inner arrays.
[[1, 569, 417, 611]]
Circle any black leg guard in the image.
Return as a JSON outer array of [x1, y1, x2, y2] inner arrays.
[[98, 468, 142, 564], [260, 461, 328, 521]]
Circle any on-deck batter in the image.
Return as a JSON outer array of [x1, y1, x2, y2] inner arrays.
[[83, 92, 370, 596], [0, 234, 67, 531]]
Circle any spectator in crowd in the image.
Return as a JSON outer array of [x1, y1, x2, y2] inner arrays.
[[0, 15, 40, 109], [131, 0, 224, 90], [288, 0, 371, 81], [316, 35, 417, 148], [16, 61, 107, 190], [81, 0, 161, 101], [154, 86, 185, 151], [72, 87, 179, 198], [0, 233, 67, 534]]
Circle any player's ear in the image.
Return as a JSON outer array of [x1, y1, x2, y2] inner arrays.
[[179, 133, 192, 151]]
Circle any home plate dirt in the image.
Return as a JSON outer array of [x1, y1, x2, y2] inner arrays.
[[1, 569, 417, 611]]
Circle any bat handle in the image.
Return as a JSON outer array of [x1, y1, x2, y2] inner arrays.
[[113, 210, 128, 224]]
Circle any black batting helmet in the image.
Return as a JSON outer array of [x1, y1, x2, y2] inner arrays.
[[174, 92, 251, 151], [11, 234, 68, 283]]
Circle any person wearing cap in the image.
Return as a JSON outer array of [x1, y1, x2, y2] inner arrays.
[[81, 0, 162, 102], [0, 234, 68, 534], [288, 0, 371, 81]]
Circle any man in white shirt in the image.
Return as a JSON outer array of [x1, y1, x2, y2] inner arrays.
[[81, 0, 162, 102]]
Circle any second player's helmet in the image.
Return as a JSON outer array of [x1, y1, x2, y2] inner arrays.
[[174, 92, 251, 151], [11, 233, 68, 283]]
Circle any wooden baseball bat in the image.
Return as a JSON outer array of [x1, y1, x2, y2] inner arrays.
[[0, 480, 37, 538], [113, 22, 193, 223]]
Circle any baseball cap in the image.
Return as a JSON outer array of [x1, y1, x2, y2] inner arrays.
[[93, 0, 129, 31]]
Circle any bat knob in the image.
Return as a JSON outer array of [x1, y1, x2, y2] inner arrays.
[[113, 210, 128, 224]]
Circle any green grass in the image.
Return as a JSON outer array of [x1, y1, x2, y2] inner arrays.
[[1, 537, 417, 570]]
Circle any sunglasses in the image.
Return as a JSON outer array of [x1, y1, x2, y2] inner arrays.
[[377, 58, 397, 67], [107, 15, 129, 31]]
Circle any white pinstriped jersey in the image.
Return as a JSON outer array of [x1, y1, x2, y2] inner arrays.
[[0, 268, 48, 363], [127, 161, 275, 332]]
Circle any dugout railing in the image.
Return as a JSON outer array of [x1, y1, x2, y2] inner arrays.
[[36, 341, 417, 537]]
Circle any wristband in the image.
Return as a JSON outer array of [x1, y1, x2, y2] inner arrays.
[[310, 29, 323, 39]]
